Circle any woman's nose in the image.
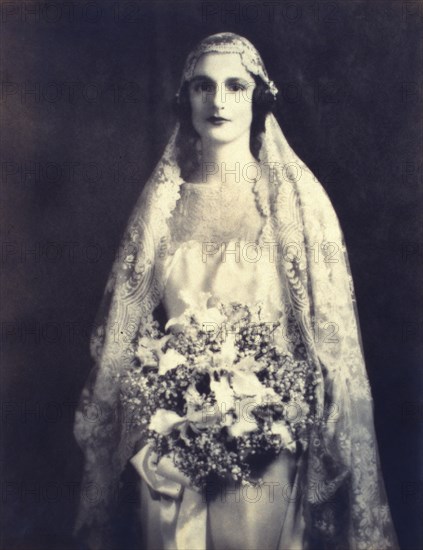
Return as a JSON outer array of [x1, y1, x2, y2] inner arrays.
[[209, 85, 225, 108]]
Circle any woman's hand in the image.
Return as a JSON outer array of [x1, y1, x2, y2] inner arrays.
[[156, 452, 196, 490]]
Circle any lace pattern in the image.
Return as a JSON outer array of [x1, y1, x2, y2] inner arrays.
[[168, 180, 265, 246]]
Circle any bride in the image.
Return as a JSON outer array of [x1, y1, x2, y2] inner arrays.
[[73, 33, 399, 550]]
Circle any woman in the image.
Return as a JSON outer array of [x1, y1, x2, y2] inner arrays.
[[74, 33, 399, 550]]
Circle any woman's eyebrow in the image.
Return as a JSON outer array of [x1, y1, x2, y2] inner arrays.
[[189, 75, 251, 85]]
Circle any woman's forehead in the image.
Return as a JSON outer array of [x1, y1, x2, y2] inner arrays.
[[191, 52, 254, 81]]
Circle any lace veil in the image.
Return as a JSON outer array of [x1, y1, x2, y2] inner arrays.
[[74, 33, 399, 549]]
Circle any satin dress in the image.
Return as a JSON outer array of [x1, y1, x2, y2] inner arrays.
[[133, 182, 307, 550]]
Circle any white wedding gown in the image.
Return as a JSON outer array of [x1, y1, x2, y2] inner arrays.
[[135, 182, 307, 550]]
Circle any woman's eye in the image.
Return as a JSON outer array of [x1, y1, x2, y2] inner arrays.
[[227, 83, 245, 92], [193, 82, 214, 93]]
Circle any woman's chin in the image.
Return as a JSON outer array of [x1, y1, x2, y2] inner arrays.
[[201, 130, 240, 145]]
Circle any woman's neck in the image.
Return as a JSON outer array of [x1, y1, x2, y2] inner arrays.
[[191, 135, 259, 185]]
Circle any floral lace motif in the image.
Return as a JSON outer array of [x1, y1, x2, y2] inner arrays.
[[168, 181, 264, 246]]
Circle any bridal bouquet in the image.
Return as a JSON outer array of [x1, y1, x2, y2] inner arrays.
[[121, 293, 317, 489]]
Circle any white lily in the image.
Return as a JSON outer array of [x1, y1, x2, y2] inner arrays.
[[158, 348, 187, 375], [217, 333, 238, 368], [231, 370, 280, 404], [149, 383, 221, 441], [165, 290, 225, 332], [271, 421, 296, 452], [149, 409, 185, 436], [210, 374, 236, 414], [136, 334, 171, 366], [228, 396, 260, 437]]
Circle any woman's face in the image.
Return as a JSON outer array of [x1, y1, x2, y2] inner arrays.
[[188, 52, 256, 145]]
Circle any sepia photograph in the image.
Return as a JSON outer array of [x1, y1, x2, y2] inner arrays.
[[1, 1, 422, 549]]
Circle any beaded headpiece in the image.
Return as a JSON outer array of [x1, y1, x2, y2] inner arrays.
[[176, 32, 278, 101]]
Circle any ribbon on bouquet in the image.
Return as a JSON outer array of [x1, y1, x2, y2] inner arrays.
[[130, 444, 207, 550]]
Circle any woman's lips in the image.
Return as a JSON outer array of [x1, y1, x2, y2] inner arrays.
[[207, 116, 229, 125]]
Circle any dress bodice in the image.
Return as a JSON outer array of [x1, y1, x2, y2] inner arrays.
[[163, 181, 286, 327], [167, 181, 264, 243]]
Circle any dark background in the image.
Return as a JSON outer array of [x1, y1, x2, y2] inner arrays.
[[1, 1, 422, 549]]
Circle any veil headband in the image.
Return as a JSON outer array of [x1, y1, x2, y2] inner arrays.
[[73, 33, 399, 550], [176, 32, 279, 99]]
